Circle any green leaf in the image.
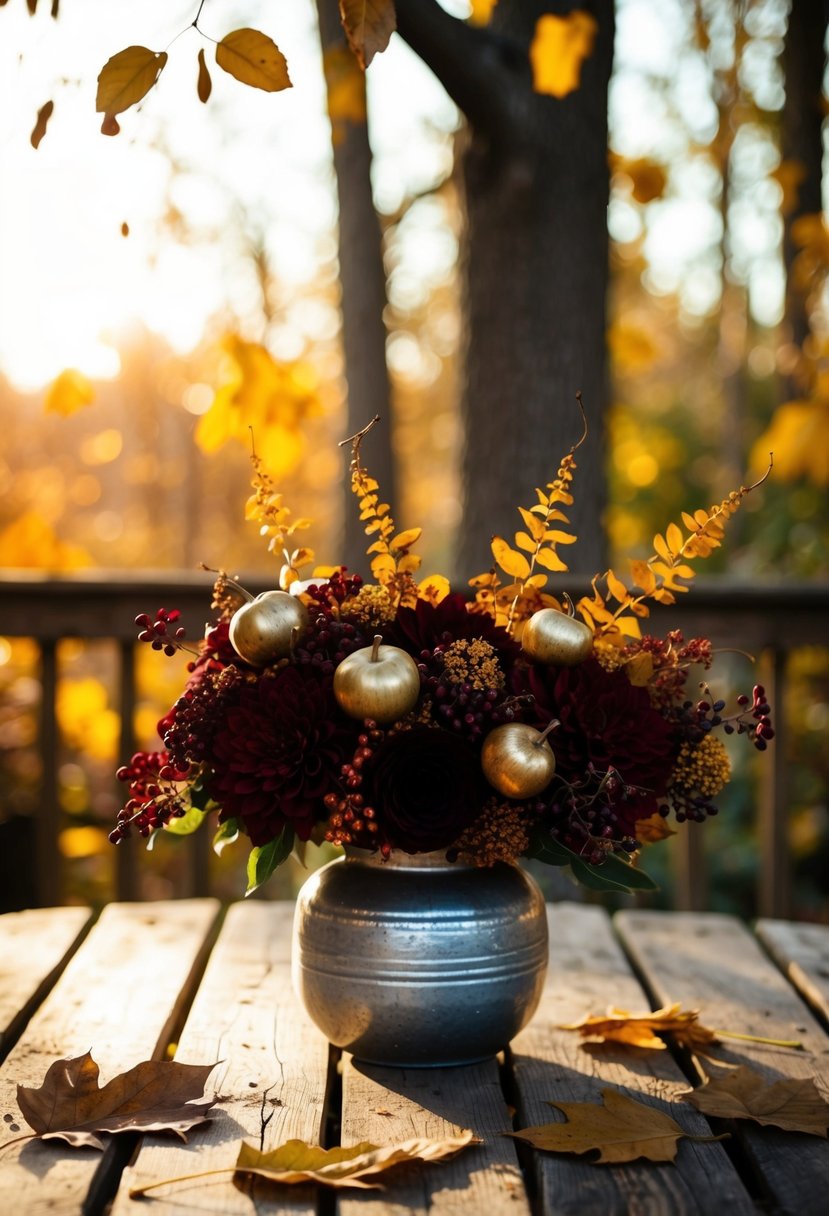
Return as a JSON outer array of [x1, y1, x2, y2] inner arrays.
[[246, 827, 294, 895], [215, 28, 291, 93], [527, 834, 658, 894], [164, 805, 208, 837], [213, 818, 241, 856]]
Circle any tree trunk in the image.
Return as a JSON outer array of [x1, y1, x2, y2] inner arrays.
[[315, 0, 396, 573], [397, 0, 614, 581], [781, 0, 828, 362]]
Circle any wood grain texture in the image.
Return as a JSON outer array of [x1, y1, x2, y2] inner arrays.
[[113, 901, 330, 1216], [509, 902, 755, 1216], [0, 899, 219, 1215], [338, 1056, 529, 1216], [0, 906, 92, 1059], [756, 918, 829, 1025], [616, 909, 829, 1216]]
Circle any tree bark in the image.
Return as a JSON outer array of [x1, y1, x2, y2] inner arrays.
[[781, 0, 828, 361], [315, 0, 397, 573], [396, 0, 614, 580]]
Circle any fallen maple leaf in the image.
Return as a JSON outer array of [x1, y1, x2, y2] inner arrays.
[[684, 1065, 829, 1137], [130, 1131, 480, 1196], [561, 1002, 720, 1053], [13, 1051, 218, 1150], [508, 1089, 724, 1164]]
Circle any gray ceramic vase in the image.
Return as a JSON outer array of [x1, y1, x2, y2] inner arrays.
[[291, 847, 548, 1067]]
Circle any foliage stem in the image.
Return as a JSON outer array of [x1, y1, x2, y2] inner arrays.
[[130, 1166, 234, 1198], [713, 1029, 804, 1049]]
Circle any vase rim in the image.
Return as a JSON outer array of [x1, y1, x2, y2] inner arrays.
[[342, 845, 476, 870]]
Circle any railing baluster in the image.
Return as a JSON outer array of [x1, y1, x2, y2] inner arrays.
[[672, 821, 707, 911], [758, 646, 790, 918], [116, 640, 139, 901], [36, 640, 61, 908]]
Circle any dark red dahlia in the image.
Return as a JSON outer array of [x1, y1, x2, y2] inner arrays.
[[207, 664, 354, 845], [361, 726, 485, 852], [516, 657, 679, 829], [386, 594, 520, 668]]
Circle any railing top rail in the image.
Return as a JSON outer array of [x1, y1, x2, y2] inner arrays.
[[2, 570, 828, 647]]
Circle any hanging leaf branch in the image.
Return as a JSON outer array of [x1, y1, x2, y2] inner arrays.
[[578, 456, 775, 640], [341, 415, 422, 608]]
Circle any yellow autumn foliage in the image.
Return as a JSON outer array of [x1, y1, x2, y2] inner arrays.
[[530, 10, 597, 99], [751, 397, 829, 487], [196, 334, 321, 478], [56, 677, 120, 761], [44, 368, 95, 416], [0, 511, 92, 570]]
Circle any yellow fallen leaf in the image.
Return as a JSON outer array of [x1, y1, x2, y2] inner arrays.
[[530, 10, 598, 99], [508, 1088, 722, 1164], [685, 1065, 829, 1137], [44, 368, 95, 416], [561, 1002, 720, 1053], [216, 28, 291, 92], [130, 1131, 480, 1196], [96, 46, 168, 116]]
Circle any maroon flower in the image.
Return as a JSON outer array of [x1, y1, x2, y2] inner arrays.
[[516, 658, 679, 829], [207, 665, 353, 844], [386, 594, 520, 667], [362, 726, 485, 852]]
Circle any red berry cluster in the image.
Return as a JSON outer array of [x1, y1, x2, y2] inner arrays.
[[135, 608, 186, 656], [161, 665, 242, 769], [109, 750, 192, 840], [322, 722, 387, 853]]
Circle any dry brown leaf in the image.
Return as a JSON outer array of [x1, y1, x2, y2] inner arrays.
[[339, 0, 396, 70], [30, 99, 54, 149], [197, 48, 212, 103], [96, 46, 168, 116], [635, 812, 676, 842], [509, 1088, 717, 1164], [14, 1050, 218, 1150], [685, 1065, 829, 1137], [130, 1131, 480, 1196], [215, 28, 291, 93], [561, 1002, 720, 1053]]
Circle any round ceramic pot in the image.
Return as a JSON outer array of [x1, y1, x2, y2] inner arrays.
[[291, 848, 548, 1067]]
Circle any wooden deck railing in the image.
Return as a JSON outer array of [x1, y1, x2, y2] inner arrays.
[[2, 570, 828, 914]]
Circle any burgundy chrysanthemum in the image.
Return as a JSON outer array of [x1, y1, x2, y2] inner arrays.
[[516, 658, 679, 830], [362, 726, 485, 853], [386, 594, 520, 668], [207, 665, 353, 844]]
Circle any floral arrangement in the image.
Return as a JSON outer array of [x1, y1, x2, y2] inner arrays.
[[110, 415, 773, 894]]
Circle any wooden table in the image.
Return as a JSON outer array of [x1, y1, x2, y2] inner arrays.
[[1, 900, 829, 1215]]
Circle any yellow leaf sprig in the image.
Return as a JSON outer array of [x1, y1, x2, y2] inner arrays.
[[245, 434, 315, 589], [341, 415, 423, 609], [471, 397, 586, 633], [577, 457, 774, 642]]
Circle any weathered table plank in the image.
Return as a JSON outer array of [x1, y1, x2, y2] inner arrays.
[[616, 909, 829, 1216], [756, 918, 829, 1027], [114, 901, 331, 1216], [510, 903, 756, 1216], [0, 899, 220, 1216], [337, 1056, 529, 1216], [0, 906, 92, 1059]]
